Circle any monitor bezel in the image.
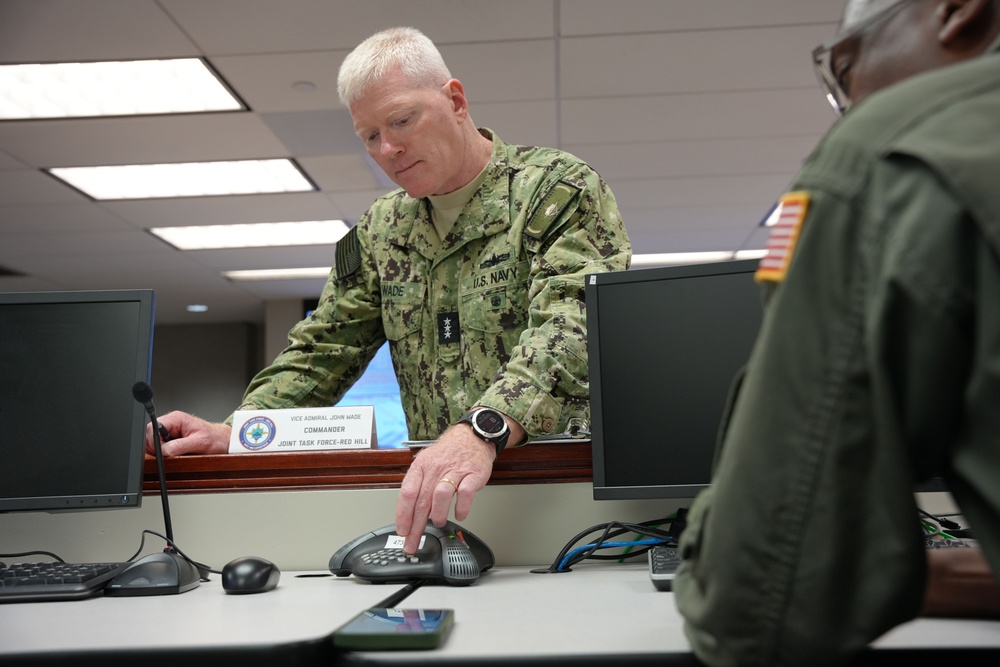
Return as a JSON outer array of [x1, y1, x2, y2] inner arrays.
[[587, 259, 761, 501], [0, 289, 155, 513]]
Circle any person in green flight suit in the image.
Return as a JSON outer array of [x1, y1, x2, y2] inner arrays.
[[146, 27, 631, 555], [673, 1, 1000, 665]]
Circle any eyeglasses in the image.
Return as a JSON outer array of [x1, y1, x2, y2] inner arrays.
[[812, 0, 913, 115]]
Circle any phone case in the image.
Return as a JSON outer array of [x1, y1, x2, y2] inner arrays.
[[332, 608, 455, 650]]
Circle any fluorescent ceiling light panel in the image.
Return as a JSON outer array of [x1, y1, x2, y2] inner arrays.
[[48, 159, 314, 200], [223, 267, 332, 281], [0, 58, 242, 119], [151, 220, 350, 250], [631, 249, 767, 267]]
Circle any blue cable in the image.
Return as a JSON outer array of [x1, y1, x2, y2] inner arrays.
[[557, 538, 666, 572]]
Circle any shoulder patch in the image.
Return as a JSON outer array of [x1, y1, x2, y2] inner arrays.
[[335, 226, 362, 281], [755, 191, 810, 284], [525, 180, 581, 241]]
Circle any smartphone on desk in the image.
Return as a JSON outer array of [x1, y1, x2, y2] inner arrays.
[[332, 608, 455, 650]]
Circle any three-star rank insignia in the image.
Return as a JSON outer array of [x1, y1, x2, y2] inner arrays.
[[437, 311, 460, 345]]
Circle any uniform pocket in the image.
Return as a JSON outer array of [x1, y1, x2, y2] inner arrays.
[[381, 282, 425, 341], [462, 286, 512, 334]]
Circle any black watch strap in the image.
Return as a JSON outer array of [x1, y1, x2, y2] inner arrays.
[[457, 408, 510, 455]]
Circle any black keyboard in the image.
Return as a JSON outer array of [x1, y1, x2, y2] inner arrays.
[[648, 544, 682, 591], [0, 561, 128, 603]]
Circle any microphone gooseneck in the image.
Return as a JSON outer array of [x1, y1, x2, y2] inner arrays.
[[106, 381, 201, 597], [132, 381, 174, 544]]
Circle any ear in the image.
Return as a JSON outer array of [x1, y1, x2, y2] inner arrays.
[[443, 79, 470, 123], [936, 0, 991, 44]]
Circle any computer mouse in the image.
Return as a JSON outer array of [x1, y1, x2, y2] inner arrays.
[[221, 556, 280, 594]]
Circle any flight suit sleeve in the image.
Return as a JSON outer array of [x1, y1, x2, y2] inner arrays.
[[871, 156, 1000, 577], [229, 224, 387, 418], [673, 156, 977, 666], [475, 166, 631, 438]]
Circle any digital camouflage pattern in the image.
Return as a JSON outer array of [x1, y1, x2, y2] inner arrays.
[[232, 129, 631, 442]]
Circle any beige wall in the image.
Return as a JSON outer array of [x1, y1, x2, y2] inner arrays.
[[0, 483, 689, 570], [151, 321, 263, 422], [0, 485, 957, 571], [150, 297, 301, 422]]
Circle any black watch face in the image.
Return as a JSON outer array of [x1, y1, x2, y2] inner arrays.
[[475, 410, 506, 435]]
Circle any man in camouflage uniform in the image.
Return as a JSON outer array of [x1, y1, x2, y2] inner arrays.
[[674, 1, 1000, 666], [148, 27, 631, 553]]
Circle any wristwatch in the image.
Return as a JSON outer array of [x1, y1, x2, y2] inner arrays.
[[456, 407, 510, 455]]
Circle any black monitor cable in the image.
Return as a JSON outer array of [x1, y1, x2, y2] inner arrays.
[[919, 508, 975, 540], [0, 532, 213, 581], [0, 550, 67, 564], [531, 516, 679, 574]]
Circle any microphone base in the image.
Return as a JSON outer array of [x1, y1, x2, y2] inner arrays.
[[104, 550, 201, 597]]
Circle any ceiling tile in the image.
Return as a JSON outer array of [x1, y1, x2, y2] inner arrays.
[[561, 89, 834, 145], [298, 154, 382, 193], [0, 202, 133, 233], [0, 113, 290, 167], [570, 135, 820, 181], [560, 0, 842, 35], [261, 109, 359, 156], [102, 191, 342, 228], [0, 0, 840, 323], [560, 25, 833, 98], [0, 169, 86, 205], [212, 51, 348, 113], [440, 41, 555, 104], [160, 0, 555, 54], [0, 0, 197, 62]]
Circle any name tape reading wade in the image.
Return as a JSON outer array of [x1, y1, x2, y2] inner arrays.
[[229, 406, 378, 453]]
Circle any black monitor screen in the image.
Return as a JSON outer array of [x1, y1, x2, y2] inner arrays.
[[587, 260, 763, 500], [0, 290, 154, 513]]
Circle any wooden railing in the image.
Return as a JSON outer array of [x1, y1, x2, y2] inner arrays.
[[142, 441, 593, 494]]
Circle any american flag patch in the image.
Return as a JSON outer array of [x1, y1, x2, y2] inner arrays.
[[755, 191, 810, 283]]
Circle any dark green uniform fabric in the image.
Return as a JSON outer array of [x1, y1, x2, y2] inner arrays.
[[674, 42, 1000, 667], [232, 129, 631, 442]]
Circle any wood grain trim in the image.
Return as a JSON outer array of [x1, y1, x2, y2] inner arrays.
[[143, 441, 592, 494]]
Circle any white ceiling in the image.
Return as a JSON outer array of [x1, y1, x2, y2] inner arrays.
[[0, 0, 843, 324]]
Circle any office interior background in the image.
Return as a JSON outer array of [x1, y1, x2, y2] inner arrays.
[[0, 0, 841, 437], [2, 0, 968, 577]]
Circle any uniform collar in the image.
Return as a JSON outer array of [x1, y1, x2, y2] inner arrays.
[[385, 128, 512, 259]]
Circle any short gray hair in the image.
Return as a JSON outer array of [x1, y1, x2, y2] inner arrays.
[[338, 27, 452, 107]]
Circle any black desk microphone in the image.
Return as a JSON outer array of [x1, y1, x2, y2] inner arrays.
[[104, 382, 201, 596], [132, 381, 172, 443]]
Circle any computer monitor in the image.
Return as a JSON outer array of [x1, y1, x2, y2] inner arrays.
[[587, 259, 763, 500], [0, 289, 155, 513]]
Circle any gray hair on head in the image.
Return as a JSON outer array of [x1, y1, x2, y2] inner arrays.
[[338, 27, 452, 107]]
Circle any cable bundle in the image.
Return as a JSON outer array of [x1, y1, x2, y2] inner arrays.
[[532, 514, 684, 574]]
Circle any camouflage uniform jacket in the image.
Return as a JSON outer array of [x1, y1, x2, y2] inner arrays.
[[234, 129, 631, 442]]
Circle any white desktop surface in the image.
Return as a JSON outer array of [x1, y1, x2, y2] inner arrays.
[[370, 563, 688, 662], [0, 570, 362, 656], [0, 564, 687, 663], [2, 564, 1000, 665]]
